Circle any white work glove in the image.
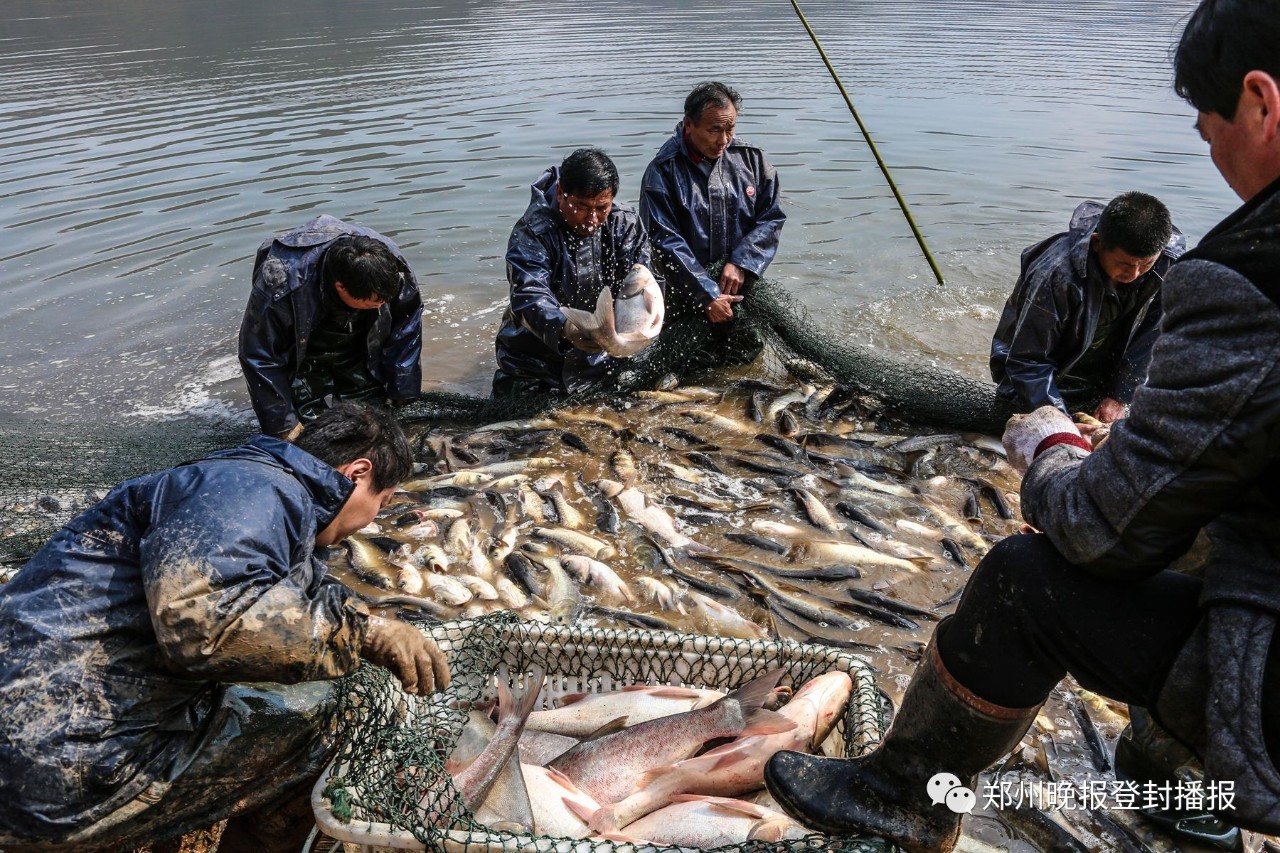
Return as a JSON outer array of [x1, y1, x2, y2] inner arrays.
[[1003, 406, 1088, 474], [361, 616, 451, 696]]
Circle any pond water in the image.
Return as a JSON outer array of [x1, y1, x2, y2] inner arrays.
[[0, 0, 1230, 424]]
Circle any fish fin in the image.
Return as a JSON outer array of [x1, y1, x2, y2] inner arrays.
[[740, 708, 799, 736], [545, 766, 581, 789], [674, 795, 767, 818], [563, 796, 598, 825], [555, 691, 589, 706], [581, 716, 629, 741], [561, 305, 602, 333], [495, 675, 515, 721], [516, 667, 547, 719], [634, 764, 676, 791], [722, 668, 787, 715], [596, 284, 616, 332], [639, 685, 707, 699], [598, 832, 647, 844]]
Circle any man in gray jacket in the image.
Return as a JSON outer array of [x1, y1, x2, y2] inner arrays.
[[766, 0, 1280, 850]]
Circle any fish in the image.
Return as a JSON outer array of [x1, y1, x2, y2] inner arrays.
[[526, 683, 726, 738], [923, 496, 990, 554], [520, 764, 600, 838], [681, 588, 770, 640], [559, 263, 665, 358], [344, 538, 396, 590], [449, 711, 536, 832], [443, 668, 545, 813], [591, 670, 853, 833], [503, 551, 542, 598], [533, 477, 587, 529], [636, 576, 685, 613], [517, 728, 580, 767], [540, 557, 584, 626], [787, 539, 924, 573], [621, 795, 807, 846], [580, 479, 621, 534], [724, 531, 789, 555], [595, 479, 705, 552], [791, 486, 843, 531], [559, 554, 635, 604], [422, 571, 474, 606], [531, 526, 616, 560], [549, 669, 793, 805]]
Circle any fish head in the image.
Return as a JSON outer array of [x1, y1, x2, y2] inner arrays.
[[618, 263, 658, 297]]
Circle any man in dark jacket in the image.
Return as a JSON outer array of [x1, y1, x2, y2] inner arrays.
[[766, 1, 1280, 850], [0, 401, 449, 853], [991, 192, 1186, 423], [239, 215, 424, 439], [640, 81, 785, 366], [493, 148, 653, 396]]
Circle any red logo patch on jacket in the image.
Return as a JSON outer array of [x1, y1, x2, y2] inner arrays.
[[746, 186, 756, 197]]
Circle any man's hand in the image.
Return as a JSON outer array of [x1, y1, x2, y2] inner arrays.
[[706, 294, 744, 324], [1003, 406, 1085, 474], [1093, 397, 1128, 424], [361, 616, 451, 696], [718, 262, 747, 296]]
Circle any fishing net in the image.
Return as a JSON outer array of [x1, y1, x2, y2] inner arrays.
[[315, 612, 893, 853], [0, 270, 1011, 565]]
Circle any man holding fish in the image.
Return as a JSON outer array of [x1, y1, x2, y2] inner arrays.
[[766, 2, 1280, 849], [0, 402, 450, 853], [640, 81, 786, 368], [493, 148, 664, 397]]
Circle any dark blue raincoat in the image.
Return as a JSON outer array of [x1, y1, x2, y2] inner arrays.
[[493, 167, 651, 392], [0, 437, 369, 845], [990, 201, 1186, 414], [239, 215, 423, 435], [639, 121, 785, 309]]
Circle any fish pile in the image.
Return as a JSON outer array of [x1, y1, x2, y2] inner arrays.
[[439, 667, 856, 848], [328, 374, 1023, 689]]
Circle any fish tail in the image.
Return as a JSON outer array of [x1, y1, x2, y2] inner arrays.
[[723, 668, 786, 715]]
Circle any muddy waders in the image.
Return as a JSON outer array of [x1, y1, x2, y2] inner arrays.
[[764, 640, 1040, 853]]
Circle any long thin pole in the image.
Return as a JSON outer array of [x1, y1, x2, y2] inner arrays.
[[790, 0, 947, 286]]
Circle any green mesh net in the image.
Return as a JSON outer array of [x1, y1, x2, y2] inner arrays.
[[315, 613, 892, 853]]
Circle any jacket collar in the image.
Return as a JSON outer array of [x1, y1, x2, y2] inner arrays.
[[202, 436, 354, 531]]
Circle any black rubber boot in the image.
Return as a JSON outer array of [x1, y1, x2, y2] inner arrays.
[[1114, 707, 1242, 851], [764, 640, 1040, 853]]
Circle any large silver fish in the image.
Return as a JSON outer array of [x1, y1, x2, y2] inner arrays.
[[561, 263, 664, 358]]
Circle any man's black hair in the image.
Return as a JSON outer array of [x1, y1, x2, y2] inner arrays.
[[323, 235, 403, 303], [294, 400, 413, 492], [1175, 0, 1280, 120], [1096, 192, 1174, 258], [684, 81, 742, 125], [559, 148, 619, 199]]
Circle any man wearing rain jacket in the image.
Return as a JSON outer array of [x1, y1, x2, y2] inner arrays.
[[640, 81, 785, 366], [239, 214, 423, 439], [493, 147, 652, 396], [0, 402, 448, 853], [990, 193, 1186, 423]]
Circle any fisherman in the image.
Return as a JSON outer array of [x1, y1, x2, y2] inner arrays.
[[0, 401, 450, 853], [239, 214, 424, 440], [640, 81, 786, 369], [990, 192, 1186, 423], [492, 148, 654, 397], [766, 1, 1280, 850]]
